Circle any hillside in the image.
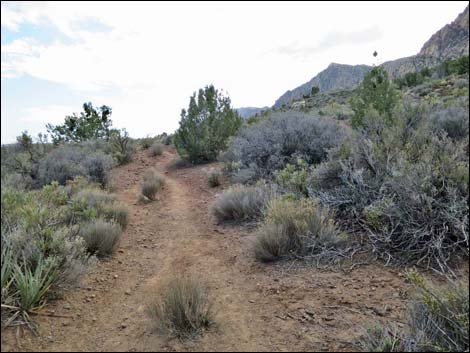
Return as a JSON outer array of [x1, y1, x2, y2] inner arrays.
[[236, 106, 269, 119], [273, 63, 371, 109], [273, 5, 469, 108]]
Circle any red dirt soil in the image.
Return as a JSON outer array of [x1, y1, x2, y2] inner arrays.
[[1, 147, 415, 352]]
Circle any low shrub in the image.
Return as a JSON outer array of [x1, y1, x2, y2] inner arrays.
[[140, 136, 155, 149], [360, 273, 469, 352], [78, 220, 122, 257], [109, 128, 134, 165], [275, 158, 310, 196], [150, 142, 164, 156], [38, 144, 115, 186], [254, 198, 343, 262], [141, 170, 165, 200], [308, 101, 469, 270], [207, 170, 221, 187], [226, 111, 346, 182], [430, 105, 469, 140], [147, 275, 214, 339], [66, 188, 128, 229], [1, 174, 122, 326], [211, 184, 274, 223]]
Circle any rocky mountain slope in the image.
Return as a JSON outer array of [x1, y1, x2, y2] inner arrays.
[[273, 5, 469, 109], [273, 63, 370, 108], [383, 4, 469, 78]]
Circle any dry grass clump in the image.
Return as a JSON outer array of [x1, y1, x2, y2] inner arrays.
[[78, 220, 122, 257], [207, 170, 221, 187], [141, 170, 166, 200], [147, 275, 214, 339], [211, 184, 273, 222], [254, 197, 343, 262], [150, 142, 164, 156], [360, 273, 469, 352]]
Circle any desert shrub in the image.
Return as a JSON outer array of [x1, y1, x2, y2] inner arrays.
[[275, 158, 310, 196], [226, 111, 346, 181], [254, 198, 343, 262], [140, 136, 155, 149], [454, 78, 469, 89], [211, 184, 274, 222], [67, 188, 128, 229], [207, 170, 221, 187], [1, 132, 52, 188], [430, 105, 469, 140], [101, 204, 129, 230], [109, 128, 134, 165], [141, 170, 165, 200], [1, 176, 123, 319], [147, 275, 213, 339], [150, 142, 164, 156], [38, 144, 115, 186], [83, 153, 115, 185], [174, 85, 243, 164], [308, 101, 469, 270], [360, 324, 406, 352], [78, 220, 122, 257], [163, 134, 173, 145], [360, 274, 469, 352]]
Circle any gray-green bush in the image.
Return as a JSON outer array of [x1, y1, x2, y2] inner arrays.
[[254, 197, 343, 262], [150, 142, 164, 156], [308, 101, 469, 270], [211, 184, 274, 222], [78, 220, 122, 257], [226, 111, 346, 182], [38, 144, 115, 186], [360, 273, 469, 352], [147, 275, 214, 339], [207, 170, 221, 187], [141, 170, 165, 200]]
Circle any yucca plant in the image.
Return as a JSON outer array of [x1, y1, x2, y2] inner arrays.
[[1, 242, 15, 299], [13, 256, 58, 313]]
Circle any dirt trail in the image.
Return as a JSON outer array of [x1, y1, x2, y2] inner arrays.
[[2, 147, 412, 352]]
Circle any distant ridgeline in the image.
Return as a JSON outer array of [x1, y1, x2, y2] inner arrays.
[[236, 107, 270, 119], [272, 5, 469, 109]]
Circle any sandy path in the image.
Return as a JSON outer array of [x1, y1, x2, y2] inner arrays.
[[1, 147, 411, 352]]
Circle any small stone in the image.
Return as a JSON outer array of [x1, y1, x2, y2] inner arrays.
[[248, 300, 255, 304], [47, 335, 55, 342], [114, 274, 118, 279], [63, 303, 72, 310], [125, 290, 131, 295], [62, 321, 69, 326], [120, 323, 127, 329]]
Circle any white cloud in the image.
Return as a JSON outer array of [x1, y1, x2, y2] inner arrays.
[[1, 1, 469, 143], [22, 105, 77, 124]]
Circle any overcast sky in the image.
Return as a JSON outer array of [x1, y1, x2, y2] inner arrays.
[[1, 1, 468, 143]]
